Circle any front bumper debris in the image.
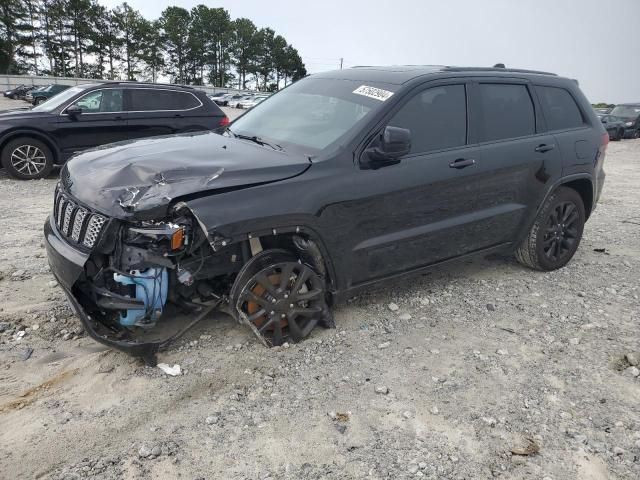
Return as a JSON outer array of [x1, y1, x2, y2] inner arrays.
[[44, 215, 220, 365]]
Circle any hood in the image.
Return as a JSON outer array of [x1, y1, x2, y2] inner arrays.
[[0, 108, 41, 117], [63, 131, 311, 220]]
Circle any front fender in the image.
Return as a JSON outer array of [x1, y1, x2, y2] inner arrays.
[[0, 128, 62, 163]]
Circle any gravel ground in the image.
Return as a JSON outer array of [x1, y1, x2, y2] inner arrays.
[[0, 95, 639, 480]]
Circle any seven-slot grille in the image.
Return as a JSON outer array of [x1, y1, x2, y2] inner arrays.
[[53, 187, 106, 248]]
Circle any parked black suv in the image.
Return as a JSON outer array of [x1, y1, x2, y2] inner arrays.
[[0, 82, 228, 179], [44, 66, 607, 364], [609, 103, 640, 138]]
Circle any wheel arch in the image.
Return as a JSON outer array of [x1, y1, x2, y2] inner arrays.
[[0, 129, 61, 165], [243, 227, 338, 298], [560, 177, 594, 220]]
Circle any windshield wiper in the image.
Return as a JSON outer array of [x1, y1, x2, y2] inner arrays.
[[226, 128, 284, 152]]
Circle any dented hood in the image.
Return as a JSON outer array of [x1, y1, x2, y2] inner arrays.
[[63, 131, 311, 220]]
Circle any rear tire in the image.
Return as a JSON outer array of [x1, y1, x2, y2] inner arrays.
[[633, 129, 640, 139], [515, 187, 585, 271], [1, 137, 54, 180]]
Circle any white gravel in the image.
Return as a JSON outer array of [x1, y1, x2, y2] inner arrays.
[[0, 94, 639, 479]]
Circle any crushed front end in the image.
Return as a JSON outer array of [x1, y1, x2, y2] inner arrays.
[[44, 184, 245, 365]]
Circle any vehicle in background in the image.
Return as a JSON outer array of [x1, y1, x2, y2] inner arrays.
[[27, 84, 71, 105], [207, 92, 227, 102], [3, 84, 34, 100], [598, 114, 626, 141], [213, 93, 234, 106], [609, 103, 640, 138], [238, 95, 268, 109], [594, 107, 612, 114], [0, 81, 229, 179], [229, 95, 256, 109], [44, 65, 607, 364]]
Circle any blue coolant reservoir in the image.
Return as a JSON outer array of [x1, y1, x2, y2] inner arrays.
[[113, 268, 168, 327]]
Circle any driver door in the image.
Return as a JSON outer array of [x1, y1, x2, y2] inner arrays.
[[53, 88, 129, 159]]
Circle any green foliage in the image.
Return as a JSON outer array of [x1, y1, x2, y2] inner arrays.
[[592, 102, 616, 109], [0, 1, 307, 89]]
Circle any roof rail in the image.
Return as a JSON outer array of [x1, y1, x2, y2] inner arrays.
[[98, 80, 195, 89], [444, 66, 557, 76]]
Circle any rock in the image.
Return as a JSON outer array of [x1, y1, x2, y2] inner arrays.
[[62, 332, 72, 340], [151, 445, 161, 457], [48, 280, 58, 288], [375, 385, 389, 394], [31, 324, 39, 331], [625, 366, 640, 378], [398, 313, 412, 321], [568, 337, 580, 346], [402, 411, 412, 419], [418, 462, 427, 469], [430, 406, 439, 415], [613, 447, 624, 456], [388, 303, 399, 312], [496, 349, 508, 356], [407, 464, 419, 474], [0, 322, 9, 333], [625, 352, 640, 366], [138, 445, 152, 458], [378, 341, 391, 349], [486, 303, 496, 312], [11, 269, 25, 278], [481, 417, 497, 427], [205, 416, 219, 425]]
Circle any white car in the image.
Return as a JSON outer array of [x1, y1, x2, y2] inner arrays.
[[238, 96, 269, 109], [229, 95, 254, 109]]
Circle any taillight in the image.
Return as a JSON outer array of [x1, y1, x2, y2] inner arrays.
[[596, 132, 609, 165], [601, 133, 609, 146], [219, 116, 230, 127]]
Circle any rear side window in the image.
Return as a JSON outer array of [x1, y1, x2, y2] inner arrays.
[[129, 89, 201, 111], [388, 84, 467, 154], [477, 84, 535, 142], [537, 86, 585, 131]]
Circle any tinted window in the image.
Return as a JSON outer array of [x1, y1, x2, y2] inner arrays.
[[130, 89, 200, 111], [75, 89, 123, 113], [478, 84, 535, 142], [388, 85, 467, 154], [537, 86, 585, 130]]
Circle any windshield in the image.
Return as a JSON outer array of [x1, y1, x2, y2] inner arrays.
[[230, 77, 397, 154], [31, 85, 88, 112], [610, 106, 640, 118]]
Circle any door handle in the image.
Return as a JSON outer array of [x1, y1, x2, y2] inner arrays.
[[449, 158, 476, 169], [114, 115, 124, 121], [535, 144, 555, 153]]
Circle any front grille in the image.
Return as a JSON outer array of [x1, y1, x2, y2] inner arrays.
[[53, 187, 107, 249]]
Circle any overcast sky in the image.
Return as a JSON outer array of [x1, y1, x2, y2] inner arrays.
[[100, 0, 640, 103]]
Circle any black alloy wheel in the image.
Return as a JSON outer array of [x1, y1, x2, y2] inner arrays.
[[515, 187, 585, 271], [232, 249, 329, 346]]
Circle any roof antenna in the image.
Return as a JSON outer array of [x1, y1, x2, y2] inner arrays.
[[493, 63, 506, 68]]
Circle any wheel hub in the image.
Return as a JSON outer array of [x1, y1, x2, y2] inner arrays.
[[11, 145, 46, 176]]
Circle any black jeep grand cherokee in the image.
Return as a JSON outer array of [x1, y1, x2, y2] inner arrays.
[[44, 65, 607, 364]]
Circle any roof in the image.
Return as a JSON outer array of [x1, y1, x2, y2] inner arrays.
[[313, 65, 558, 85]]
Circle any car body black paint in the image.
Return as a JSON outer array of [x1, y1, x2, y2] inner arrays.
[[44, 66, 607, 358], [0, 82, 226, 166]]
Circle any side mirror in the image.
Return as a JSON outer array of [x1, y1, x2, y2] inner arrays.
[[600, 117, 607, 123], [65, 104, 82, 116], [361, 126, 411, 169]]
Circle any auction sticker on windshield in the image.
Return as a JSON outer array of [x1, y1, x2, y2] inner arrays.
[[353, 85, 394, 101]]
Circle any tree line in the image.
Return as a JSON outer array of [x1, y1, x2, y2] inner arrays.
[[0, 1, 307, 91]]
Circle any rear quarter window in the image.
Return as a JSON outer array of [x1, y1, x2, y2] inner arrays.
[[130, 89, 201, 111], [536, 86, 585, 131]]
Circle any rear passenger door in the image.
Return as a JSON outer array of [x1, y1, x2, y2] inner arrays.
[[125, 88, 205, 140], [535, 85, 595, 176], [468, 79, 563, 235]]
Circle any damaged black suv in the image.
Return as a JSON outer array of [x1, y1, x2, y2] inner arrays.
[[44, 66, 607, 365]]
